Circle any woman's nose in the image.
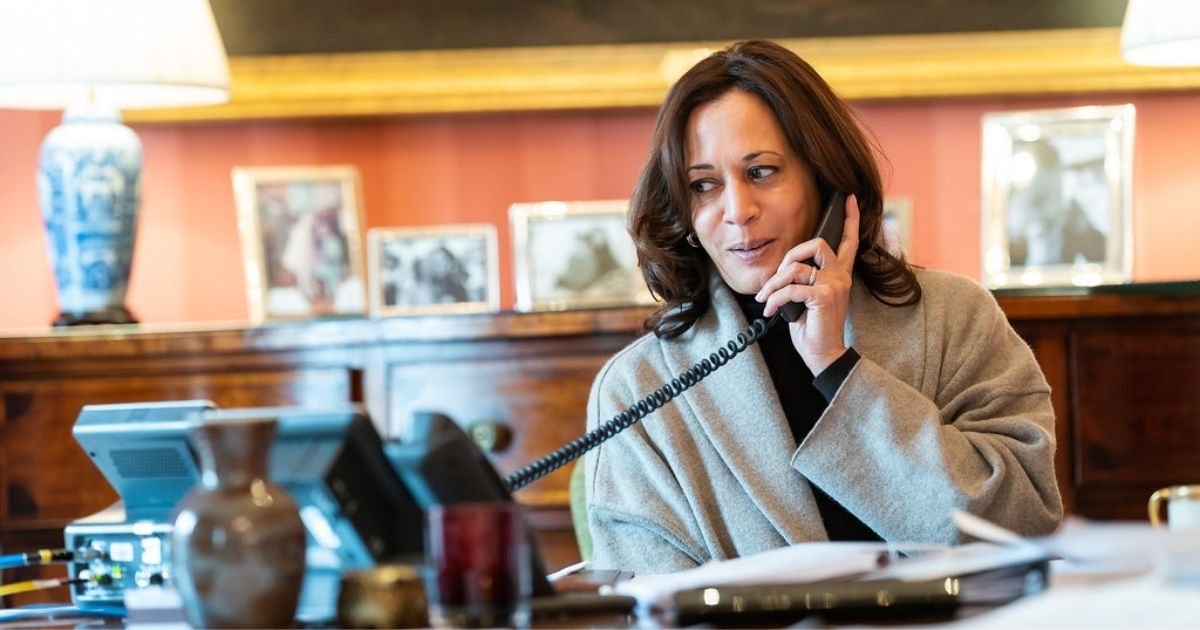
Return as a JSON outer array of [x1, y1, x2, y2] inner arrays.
[[722, 181, 758, 225]]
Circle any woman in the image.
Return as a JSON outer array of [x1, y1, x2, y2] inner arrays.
[[584, 40, 1062, 574]]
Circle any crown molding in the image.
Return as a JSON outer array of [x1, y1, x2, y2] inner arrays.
[[126, 27, 1200, 123]]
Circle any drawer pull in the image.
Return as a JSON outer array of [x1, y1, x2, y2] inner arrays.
[[468, 419, 512, 453]]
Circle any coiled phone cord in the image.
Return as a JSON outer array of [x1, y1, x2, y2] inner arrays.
[[504, 314, 781, 492]]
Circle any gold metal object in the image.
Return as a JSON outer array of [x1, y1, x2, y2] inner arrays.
[[127, 28, 1200, 123], [338, 564, 428, 629]]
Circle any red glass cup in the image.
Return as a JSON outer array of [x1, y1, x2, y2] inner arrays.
[[424, 502, 531, 628]]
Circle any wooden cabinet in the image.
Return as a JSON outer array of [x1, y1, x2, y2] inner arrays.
[[0, 309, 646, 590], [2, 289, 1199, 600], [999, 289, 1200, 520]]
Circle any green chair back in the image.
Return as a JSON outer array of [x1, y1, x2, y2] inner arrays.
[[568, 460, 593, 563]]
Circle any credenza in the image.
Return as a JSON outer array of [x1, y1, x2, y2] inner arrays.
[[2, 286, 1199, 603]]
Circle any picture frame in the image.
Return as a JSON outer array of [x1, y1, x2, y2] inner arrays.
[[367, 224, 500, 316], [509, 199, 655, 312], [981, 104, 1135, 289], [232, 165, 367, 322], [881, 196, 913, 257]]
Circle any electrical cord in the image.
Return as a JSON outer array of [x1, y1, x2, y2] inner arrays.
[[0, 603, 125, 622], [0, 549, 81, 570], [504, 314, 781, 491], [0, 578, 86, 599]]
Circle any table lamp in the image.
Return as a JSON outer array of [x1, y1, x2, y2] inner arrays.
[[1121, 0, 1200, 66], [0, 0, 230, 325]]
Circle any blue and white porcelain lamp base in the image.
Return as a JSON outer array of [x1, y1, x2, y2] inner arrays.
[[38, 102, 141, 326]]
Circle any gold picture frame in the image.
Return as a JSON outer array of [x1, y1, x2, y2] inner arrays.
[[367, 224, 500, 317], [509, 200, 654, 312], [232, 165, 367, 322], [128, 29, 1200, 123]]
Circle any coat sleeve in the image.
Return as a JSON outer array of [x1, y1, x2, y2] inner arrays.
[[583, 346, 707, 573], [794, 278, 1063, 543]]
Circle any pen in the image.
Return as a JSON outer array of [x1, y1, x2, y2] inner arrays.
[[547, 560, 589, 582]]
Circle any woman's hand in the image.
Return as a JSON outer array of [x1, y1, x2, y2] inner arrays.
[[756, 194, 861, 374]]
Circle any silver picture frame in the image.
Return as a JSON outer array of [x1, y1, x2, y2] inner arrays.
[[981, 104, 1135, 289], [509, 200, 654, 312], [882, 196, 913, 257], [367, 224, 500, 317], [232, 165, 367, 323]]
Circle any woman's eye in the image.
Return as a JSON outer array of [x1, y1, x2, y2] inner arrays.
[[690, 180, 715, 194], [748, 165, 776, 180]]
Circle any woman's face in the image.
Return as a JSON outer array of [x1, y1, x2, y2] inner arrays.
[[684, 89, 822, 295]]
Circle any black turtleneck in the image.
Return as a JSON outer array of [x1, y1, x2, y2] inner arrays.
[[733, 292, 879, 542]]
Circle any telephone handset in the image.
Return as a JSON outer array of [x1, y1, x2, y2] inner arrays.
[[778, 191, 847, 322], [504, 191, 849, 491]]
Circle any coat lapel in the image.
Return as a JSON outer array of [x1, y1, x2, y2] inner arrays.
[[659, 275, 829, 543]]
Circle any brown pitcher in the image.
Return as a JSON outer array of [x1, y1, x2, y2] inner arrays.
[[171, 411, 306, 629]]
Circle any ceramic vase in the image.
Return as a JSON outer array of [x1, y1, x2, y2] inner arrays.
[[37, 102, 140, 326], [171, 415, 306, 629]]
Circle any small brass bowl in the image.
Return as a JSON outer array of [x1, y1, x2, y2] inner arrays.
[[337, 564, 428, 629]]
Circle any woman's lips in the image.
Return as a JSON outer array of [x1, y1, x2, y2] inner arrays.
[[728, 239, 772, 262]]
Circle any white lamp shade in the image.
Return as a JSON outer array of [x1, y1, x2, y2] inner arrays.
[[1121, 0, 1200, 67], [0, 0, 230, 109]]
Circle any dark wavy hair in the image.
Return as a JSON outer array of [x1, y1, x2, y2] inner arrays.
[[631, 40, 921, 338]]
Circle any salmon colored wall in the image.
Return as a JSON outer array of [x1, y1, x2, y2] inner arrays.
[[2, 91, 1199, 330], [857, 92, 1200, 281]]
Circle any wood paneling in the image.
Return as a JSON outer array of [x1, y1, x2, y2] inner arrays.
[[129, 29, 1200, 122], [386, 353, 612, 506], [209, 0, 1127, 56], [1, 369, 354, 522], [998, 289, 1200, 522], [0, 308, 648, 591], [1071, 327, 1200, 519]]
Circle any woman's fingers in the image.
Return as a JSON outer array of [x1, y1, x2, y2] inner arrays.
[[755, 200, 847, 302], [837, 194, 861, 274], [755, 258, 816, 302]]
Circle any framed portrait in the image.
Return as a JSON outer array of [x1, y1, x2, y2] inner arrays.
[[882, 196, 913, 257], [367, 224, 499, 316], [232, 165, 367, 322], [981, 104, 1135, 289], [509, 200, 655, 312]]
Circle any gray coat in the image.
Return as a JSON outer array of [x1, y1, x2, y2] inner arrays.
[[584, 268, 1063, 574]]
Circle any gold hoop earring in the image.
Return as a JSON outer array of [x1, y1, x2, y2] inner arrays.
[[686, 233, 700, 248]]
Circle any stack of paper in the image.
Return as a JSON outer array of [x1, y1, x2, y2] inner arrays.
[[612, 541, 900, 610], [611, 509, 1200, 621]]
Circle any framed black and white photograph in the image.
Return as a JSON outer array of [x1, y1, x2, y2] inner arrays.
[[232, 165, 367, 322], [367, 224, 499, 316], [882, 197, 913, 257], [981, 104, 1134, 289], [509, 200, 654, 311]]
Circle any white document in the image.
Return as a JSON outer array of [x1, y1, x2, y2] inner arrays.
[[954, 508, 1200, 579], [612, 541, 902, 610], [869, 541, 1048, 583], [956, 576, 1200, 629]]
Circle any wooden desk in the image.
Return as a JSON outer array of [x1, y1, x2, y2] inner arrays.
[[0, 309, 646, 605], [2, 287, 1199, 604]]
